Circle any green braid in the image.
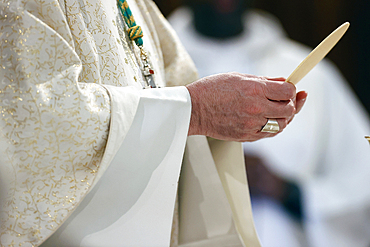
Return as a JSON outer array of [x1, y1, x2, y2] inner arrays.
[[117, 0, 144, 46]]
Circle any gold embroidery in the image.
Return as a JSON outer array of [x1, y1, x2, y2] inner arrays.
[[0, 0, 197, 246], [0, 1, 112, 246]]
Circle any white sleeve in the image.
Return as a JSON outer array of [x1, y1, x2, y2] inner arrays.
[[40, 86, 192, 247]]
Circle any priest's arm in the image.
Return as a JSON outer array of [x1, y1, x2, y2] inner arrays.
[[0, 0, 306, 246]]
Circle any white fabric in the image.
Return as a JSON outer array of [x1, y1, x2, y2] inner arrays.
[[252, 197, 307, 247], [179, 137, 261, 247], [179, 136, 244, 247], [1, 0, 261, 246], [0, 0, 199, 246], [305, 207, 370, 247], [41, 86, 191, 246], [169, 8, 370, 247]]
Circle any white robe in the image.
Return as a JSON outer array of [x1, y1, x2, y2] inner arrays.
[[169, 7, 370, 247], [0, 1, 261, 246], [0, 0, 194, 246]]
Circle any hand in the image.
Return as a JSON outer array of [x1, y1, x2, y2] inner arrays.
[[186, 72, 307, 142]]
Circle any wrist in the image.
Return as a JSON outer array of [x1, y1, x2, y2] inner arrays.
[[186, 83, 205, 136]]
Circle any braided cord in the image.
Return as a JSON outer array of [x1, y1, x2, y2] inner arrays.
[[117, 0, 144, 46]]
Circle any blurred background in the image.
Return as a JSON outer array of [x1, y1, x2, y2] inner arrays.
[[153, 1, 370, 246], [154, 0, 370, 114]]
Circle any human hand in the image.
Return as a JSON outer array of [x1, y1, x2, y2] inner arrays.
[[186, 72, 307, 142]]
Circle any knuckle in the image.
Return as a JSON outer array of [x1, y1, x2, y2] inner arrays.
[[286, 84, 296, 98], [246, 103, 264, 115], [262, 84, 273, 98], [228, 71, 242, 79], [287, 103, 296, 115], [241, 120, 253, 131], [243, 119, 258, 131], [281, 100, 295, 117], [279, 119, 288, 130], [252, 83, 264, 97]]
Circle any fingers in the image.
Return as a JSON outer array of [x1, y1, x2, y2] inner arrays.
[[264, 76, 286, 82], [247, 118, 284, 142], [264, 99, 296, 119], [274, 118, 288, 132], [259, 91, 307, 137], [263, 77, 296, 101], [261, 87, 307, 120], [262, 91, 307, 127], [260, 118, 288, 133], [296, 91, 308, 114]]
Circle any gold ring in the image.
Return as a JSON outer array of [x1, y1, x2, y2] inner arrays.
[[261, 119, 279, 133]]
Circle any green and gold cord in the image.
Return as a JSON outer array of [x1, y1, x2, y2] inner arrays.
[[117, 0, 144, 46]]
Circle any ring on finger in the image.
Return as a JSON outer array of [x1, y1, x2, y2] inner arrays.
[[261, 119, 279, 133]]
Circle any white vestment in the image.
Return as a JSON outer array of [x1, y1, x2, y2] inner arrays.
[[169, 7, 370, 247], [0, 1, 261, 246]]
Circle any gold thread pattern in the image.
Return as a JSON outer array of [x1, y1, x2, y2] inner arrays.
[[0, 0, 114, 245], [0, 0, 198, 246]]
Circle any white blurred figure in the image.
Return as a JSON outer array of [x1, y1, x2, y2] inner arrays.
[[169, 1, 370, 246], [252, 197, 305, 247], [245, 153, 307, 247]]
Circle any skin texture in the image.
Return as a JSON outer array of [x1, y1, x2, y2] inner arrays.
[[186, 72, 307, 142]]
